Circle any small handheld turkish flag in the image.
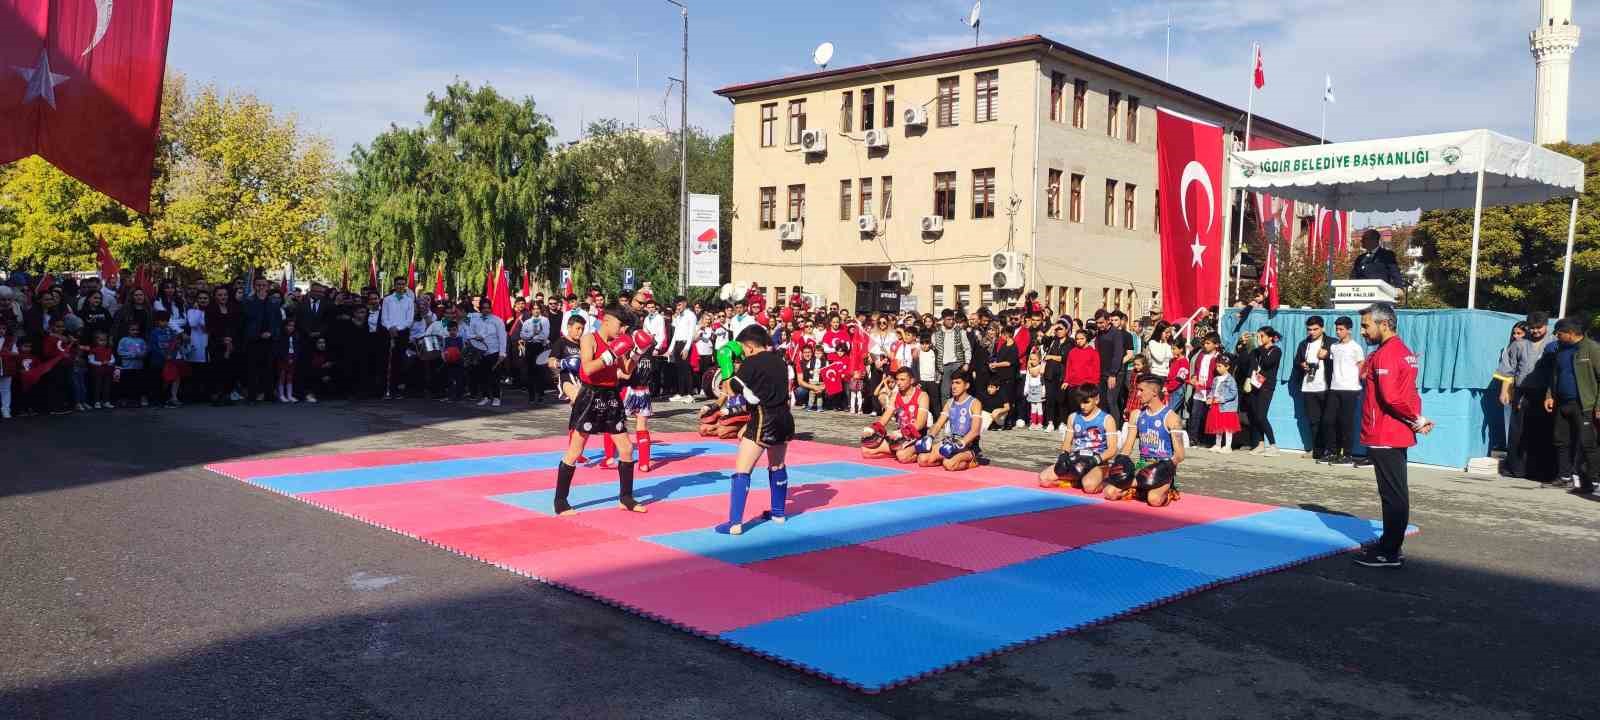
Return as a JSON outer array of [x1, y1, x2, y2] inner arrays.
[[0, 1, 175, 214]]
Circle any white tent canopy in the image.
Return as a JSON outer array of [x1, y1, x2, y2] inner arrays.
[[1225, 129, 1586, 312]]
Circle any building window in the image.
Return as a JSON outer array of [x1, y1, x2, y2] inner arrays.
[[937, 76, 960, 127], [1072, 79, 1087, 128], [956, 285, 971, 308], [933, 285, 945, 309], [774, 287, 786, 306], [1069, 173, 1084, 223], [971, 168, 996, 219], [760, 103, 777, 148], [884, 85, 895, 127], [787, 100, 806, 145], [1106, 91, 1121, 138], [1124, 184, 1137, 230], [861, 88, 875, 131], [1153, 189, 1160, 234], [1046, 169, 1062, 219], [859, 177, 873, 216], [981, 285, 994, 304], [840, 90, 853, 132], [1104, 179, 1118, 226], [1126, 96, 1140, 143], [839, 179, 853, 221], [974, 70, 998, 123], [934, 171, 957, 220], [759, 186, 776, 229], [1049, 71, 1065, 122], [1072, 287, 1082, 319], [881, 176, 893, 219], [787, 184, 805, 222], [1101, 287, 1110, 311]]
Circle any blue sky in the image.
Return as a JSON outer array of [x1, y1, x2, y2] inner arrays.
[[168, 0, 1598, 160]]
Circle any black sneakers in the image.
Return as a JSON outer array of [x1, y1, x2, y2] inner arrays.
[[1352, 549, 1403, 568]]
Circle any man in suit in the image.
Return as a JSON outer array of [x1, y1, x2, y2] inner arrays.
[[296, 283, 334, 340], [1350, 229, 1407, 290]]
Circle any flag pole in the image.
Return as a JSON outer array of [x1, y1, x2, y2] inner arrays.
[[1320, 76, 1334, 304], [1229, 42, 1258, 307]]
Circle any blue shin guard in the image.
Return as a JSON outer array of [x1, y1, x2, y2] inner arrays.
[[717, 472, 751, 534], [767, 466, 789, 520]]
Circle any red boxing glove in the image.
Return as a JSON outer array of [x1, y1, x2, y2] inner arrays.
[[631, 329, 655, 354], [601, 334, 636, 366]]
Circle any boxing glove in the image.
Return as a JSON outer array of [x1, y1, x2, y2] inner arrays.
[[939, 439, 964, 459], [631, 330, 655, 355], [600, 334, 635, 366], [724, 395, 748, 414], [1054, 452, 1075, 478], [559, 356, 581, 374], [914, 435, 936, 454], [715, 341, 743, 382]]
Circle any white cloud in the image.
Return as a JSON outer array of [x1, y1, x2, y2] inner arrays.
[[493, 25, 623, 61]]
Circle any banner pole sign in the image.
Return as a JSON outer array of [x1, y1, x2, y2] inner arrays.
[[688, 193, 721, 287]]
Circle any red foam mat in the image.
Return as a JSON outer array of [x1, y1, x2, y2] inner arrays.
[[746, 544, 969, 599], [421, 517, 622, 564], [862, 524, 1068, 571]]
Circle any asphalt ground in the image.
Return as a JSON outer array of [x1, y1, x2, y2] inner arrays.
[[2, 391, 1597, 720]]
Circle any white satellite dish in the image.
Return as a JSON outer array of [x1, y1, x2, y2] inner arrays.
[[967, 1, 982, 28], [813, 41, 834, 69]]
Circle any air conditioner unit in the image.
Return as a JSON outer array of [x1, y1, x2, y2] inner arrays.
[[887, 265, 913, 289], [991, 251, 1026, 290], [778, 222, 804, 243], [800, 128, 827, 154], [864, 129, 889, 149], [920, 215, 944, 233], [903, 106, 928, 127], [856, 214, 877, 233]]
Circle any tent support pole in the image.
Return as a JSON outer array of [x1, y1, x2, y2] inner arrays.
[[1559, 196, 1578, 318], [1465, 154, 1487, 310], [1219, 148, 1234, 314]]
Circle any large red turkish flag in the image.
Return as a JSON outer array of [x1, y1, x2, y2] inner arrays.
[[0, 0, 174, 214], [1156, 108, 1224, 323]]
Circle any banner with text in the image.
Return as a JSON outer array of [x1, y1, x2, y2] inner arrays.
[[688, 193, 721, 287]]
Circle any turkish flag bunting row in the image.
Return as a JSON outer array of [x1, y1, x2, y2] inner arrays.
[[1156, 108, 1224, 324], [0, 0, 175, 214]]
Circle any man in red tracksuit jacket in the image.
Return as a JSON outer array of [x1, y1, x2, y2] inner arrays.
[[1355, 304, 1433, 568]]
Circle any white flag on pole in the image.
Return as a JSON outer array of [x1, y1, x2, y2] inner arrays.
[[1324, 74, 1336, 104]]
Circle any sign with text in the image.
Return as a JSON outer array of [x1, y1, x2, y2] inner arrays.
[[688, 193, 721, 287], [623, 267, 636, 291]]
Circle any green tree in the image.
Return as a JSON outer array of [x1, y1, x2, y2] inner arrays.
[[329, 80, 556, 294], [1413, 141, 1599, 315]]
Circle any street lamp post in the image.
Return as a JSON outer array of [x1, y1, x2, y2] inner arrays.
[[665, 0, 689, 294]]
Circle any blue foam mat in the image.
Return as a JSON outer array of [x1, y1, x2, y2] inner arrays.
[[644, 486, 1090, 565], [491, 461, 907, 514], [253, 442, 737, 494], [723, 548, 1216, 690]]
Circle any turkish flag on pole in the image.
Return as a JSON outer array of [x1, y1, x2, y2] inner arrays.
[[405, 258, 416, 291], [1156, 108, 1224, 323], [521, 269, 531, 299], [367, 255, 378, 290], [0, 0, 175, 214], [434, 265, 445, 298], [492, 262, 513, 321], [1252, 45, 1265, 89], [95, 234, 120, 280]]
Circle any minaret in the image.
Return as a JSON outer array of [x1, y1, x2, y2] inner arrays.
[[1531, 0, 1581, 144]]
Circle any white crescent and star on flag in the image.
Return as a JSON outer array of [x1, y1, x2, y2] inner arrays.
[[1179, 160, 1216, 268], [12, 0, 117, 108]]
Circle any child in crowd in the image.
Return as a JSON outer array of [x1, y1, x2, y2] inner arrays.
[[1124, 355, 1151, 422], [274, 318, 300, 403], [0, 323, 18, 419], [1024, 349, 1046, 429], [87, 332, 114, 409], [1206, 353, 1242, 452], [148, 310, 177, 407], [980, 379, 1011, 432], [1038, 384, 1120, 492], [116, 324, 148, 407], [305, 337, 335, 403], [70, 339, 89, 411], [794, 344, 823, 411], [16, 338, 38, 415], [917, 333, 942, 419], [442, 321, 467, 401]]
